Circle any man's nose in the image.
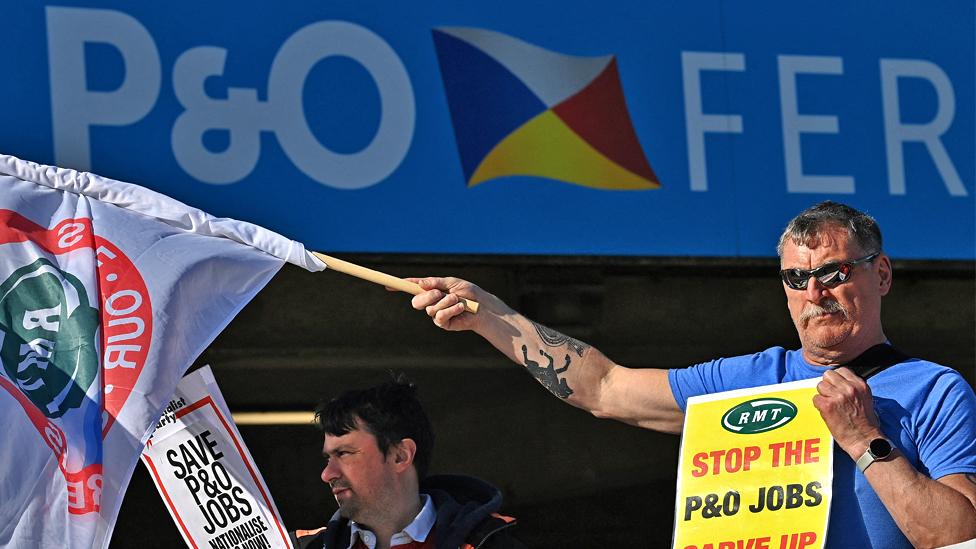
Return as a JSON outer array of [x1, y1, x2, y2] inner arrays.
[[321, 460, 339, 484], [804, 275, 829, 302]]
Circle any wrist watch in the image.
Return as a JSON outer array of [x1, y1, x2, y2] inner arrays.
[[856, 437, 894, 473]]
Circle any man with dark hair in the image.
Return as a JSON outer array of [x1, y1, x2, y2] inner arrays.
[[410, 201, 976, 548], [291, 379, 523, 549]]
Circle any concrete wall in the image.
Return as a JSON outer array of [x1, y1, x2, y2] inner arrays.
[[112, 257, 974, 548]]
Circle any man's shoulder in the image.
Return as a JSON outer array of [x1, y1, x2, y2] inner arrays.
[[464, 512, 525, 549], [875, 353, 970, 385], [873, 355, 976, 402], [668, 347, 802, 408], [424, 475, 525, 549], [710, 346, 806, 382], [677, 346, 793, 371], [290, 527, 328, 549]]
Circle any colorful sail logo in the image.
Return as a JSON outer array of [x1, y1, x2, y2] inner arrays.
[[432, 27, 659, 190]]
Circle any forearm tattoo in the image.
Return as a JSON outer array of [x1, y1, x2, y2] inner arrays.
[[522, 345, 573, 399], [532, 322, 589, 357], [519, 322, 590, 399]]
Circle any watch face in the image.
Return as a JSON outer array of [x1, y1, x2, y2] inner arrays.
[[869, 438, 892, 458]]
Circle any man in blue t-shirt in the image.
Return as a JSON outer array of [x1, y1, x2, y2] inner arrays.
[[410, 201, 976, 548]]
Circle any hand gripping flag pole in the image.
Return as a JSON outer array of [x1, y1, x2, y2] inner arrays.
[[311, 252, 479, 314]]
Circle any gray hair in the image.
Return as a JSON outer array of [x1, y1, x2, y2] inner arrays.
[[777, 201, 882, 257]]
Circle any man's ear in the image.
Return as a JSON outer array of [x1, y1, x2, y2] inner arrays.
[[877, 253, 892, 296], [391, 438, 417, 473]]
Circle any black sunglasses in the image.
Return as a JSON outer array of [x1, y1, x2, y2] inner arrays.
[[780, 252, 880, 290]]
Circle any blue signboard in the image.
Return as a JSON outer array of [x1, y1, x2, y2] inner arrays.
[[2, 2, 973, 258]]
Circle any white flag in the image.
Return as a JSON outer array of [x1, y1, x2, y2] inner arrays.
[[0, 154, 324, 548]]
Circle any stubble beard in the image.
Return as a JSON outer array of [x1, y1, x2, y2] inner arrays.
[[331, 481, 360, 520], [335, 494, 363, 521], [336, 501, 356, 519]]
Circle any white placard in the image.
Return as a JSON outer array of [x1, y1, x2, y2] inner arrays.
[[142, 366, 293, 549]]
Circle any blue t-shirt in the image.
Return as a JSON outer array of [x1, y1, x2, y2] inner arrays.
[[668, 346, 976, 549]]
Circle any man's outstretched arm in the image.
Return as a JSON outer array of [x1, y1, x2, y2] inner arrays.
[[410, 276, 685, 434]]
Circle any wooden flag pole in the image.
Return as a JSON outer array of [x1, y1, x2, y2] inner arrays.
[[312, 252, 479, 314]]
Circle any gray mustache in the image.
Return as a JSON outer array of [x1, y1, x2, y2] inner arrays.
[[800, 300, 848, 322]]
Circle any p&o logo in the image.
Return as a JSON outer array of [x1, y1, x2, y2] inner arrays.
[[432, 27, 659, 190]]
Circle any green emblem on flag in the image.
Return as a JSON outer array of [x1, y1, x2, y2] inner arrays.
[[0, 258, 99, 417]]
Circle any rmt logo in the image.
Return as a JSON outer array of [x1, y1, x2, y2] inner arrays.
[[721, 398, 797, 434]]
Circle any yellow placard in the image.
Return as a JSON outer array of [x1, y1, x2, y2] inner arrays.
[[673, 378, 833, 549]]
